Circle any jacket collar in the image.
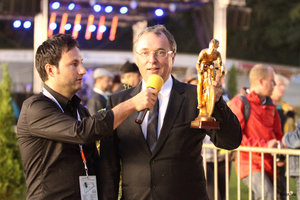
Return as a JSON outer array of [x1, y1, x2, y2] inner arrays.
[[247, 91, 274, 106]]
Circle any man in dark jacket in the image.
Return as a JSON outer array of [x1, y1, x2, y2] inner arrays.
[[98, 25, 242, 200], [17, 34, 158, 200], [113, 61, 141, 93], [86, 68, 114, 115]]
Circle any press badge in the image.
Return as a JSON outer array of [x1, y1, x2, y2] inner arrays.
[[79, 175, 98, 200]]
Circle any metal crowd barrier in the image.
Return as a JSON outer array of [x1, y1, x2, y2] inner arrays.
[[202, 143, 300, 200]]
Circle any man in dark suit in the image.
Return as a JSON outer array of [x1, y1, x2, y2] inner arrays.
[[86, 68, 114, 115], [98, 25, 242, 200]]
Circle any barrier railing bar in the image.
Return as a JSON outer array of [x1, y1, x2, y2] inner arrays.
[[202, 143, 300, 200]]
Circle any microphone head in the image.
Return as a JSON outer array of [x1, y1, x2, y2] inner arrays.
[[146, 74, 164, 92]]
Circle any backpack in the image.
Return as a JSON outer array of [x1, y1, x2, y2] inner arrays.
[[238, 95, 250, 124]]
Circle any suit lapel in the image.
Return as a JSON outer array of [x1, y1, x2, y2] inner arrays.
[[151, 78, 185, 156]]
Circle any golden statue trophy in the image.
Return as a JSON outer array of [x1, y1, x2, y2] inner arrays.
[[191, 39, 225, 129]]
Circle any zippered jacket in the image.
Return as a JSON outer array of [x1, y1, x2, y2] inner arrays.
[[229, 91, 283, 180]]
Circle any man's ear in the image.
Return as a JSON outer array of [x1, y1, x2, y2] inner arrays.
[[258, 78, 264, 86], [171, 51, 176, 65], [45, 64, 56, 78]]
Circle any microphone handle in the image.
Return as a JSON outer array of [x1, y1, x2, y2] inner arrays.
[[135, 85, 160, 124], [135, 109, 148, 124]]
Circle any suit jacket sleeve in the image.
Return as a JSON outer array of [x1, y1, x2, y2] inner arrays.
[[207, 98, 242, 150], [98, 96, 121, 200], [18, 95, 114, 145]]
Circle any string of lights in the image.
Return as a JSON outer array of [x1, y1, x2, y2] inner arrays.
[[7, 0, 206, 41]]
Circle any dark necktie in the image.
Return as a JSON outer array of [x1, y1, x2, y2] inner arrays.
[[147, 99, 159, 152]]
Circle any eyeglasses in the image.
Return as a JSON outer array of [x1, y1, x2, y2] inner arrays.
[[136, 50, 173, 59]]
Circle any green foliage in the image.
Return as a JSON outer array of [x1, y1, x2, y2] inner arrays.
[[229, 162, 297, 199], [0, 64, 25, 200], [227, 0, 300, 66], [227, 64, 238, 97]]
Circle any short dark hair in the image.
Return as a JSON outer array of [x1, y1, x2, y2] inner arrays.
[[35, 34, 79, 82], [134, 24, 177, 53]]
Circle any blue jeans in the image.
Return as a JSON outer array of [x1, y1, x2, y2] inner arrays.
[[242, 172, 273, 200]]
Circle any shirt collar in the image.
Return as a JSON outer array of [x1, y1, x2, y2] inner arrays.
[[44, 84, 81, 111], [141, 74, 173, 98]]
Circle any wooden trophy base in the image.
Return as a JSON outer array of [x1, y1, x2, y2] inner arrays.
[[190, 116, 220, 129]]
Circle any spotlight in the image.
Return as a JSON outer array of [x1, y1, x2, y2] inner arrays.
[[52, 2, 60, 10], [93, 4, 101, 12], [68, 3, 75, 10], [100, 25, 107, 33], [50, 22, 57, 30], [89, 25, 96, 32], [13, 20, 21, 28], [23, 21, 31, 29], [155, 9, 164, 17], [59, 13, 68, 33], [169, 3, 177, 12], [105, 6, 113, 13], [65, 23, 72, 31], [130, 1, 138, 9], [89, 0, 96, 6], [85, 15, 95, 40], [48, 12, 57, 37], [97, 16, 106, 40], [75, 24, 82, 31], [109, 16, 118, 41], [120, 6, 128, 14], [72, 14, 82, 39]]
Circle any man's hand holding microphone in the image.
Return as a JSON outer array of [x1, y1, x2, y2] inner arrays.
[[135, 74, 164, 124], [112, 74, 163, 129]]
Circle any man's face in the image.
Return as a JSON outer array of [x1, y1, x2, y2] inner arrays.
[[97, 76, 113, 92], [54, 47, 86, 97], [135, 32, 175, 83], [272, 79, 286, 98], [261, 68, 276, 97], [125, 72, 141, 87]]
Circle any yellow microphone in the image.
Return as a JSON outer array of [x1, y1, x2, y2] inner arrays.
[[135, 74, 164, 124]]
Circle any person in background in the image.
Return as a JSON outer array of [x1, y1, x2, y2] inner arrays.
[[98, 24, 242, 200], [271, 74, 296, 134], [271, 74, 297, 200], [229, 64, 283, 200], [10, 99, 20, 124], [113, 61, 142, 93], [86, 68, 114, 115], [184, 66, 198, 85], [111, 74, 121, 93], [282, 119, 300, 200], [16, 34, 158, 200]]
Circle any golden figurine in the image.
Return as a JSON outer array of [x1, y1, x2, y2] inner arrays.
[[191, 39, 225, 129]]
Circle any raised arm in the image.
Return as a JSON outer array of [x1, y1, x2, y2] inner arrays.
[[111, 88, 158, 129]]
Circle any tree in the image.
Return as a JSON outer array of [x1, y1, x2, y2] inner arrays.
[[227, 0, 300, 66], [227, 64, 238, 97], [0, 64, 25, 199]]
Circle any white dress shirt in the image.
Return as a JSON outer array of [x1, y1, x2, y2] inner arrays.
[[141, 74, 173, 140]]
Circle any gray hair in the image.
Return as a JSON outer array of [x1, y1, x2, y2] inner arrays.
[[133, 24, 177, 53], [275, 74, 289, 86]]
